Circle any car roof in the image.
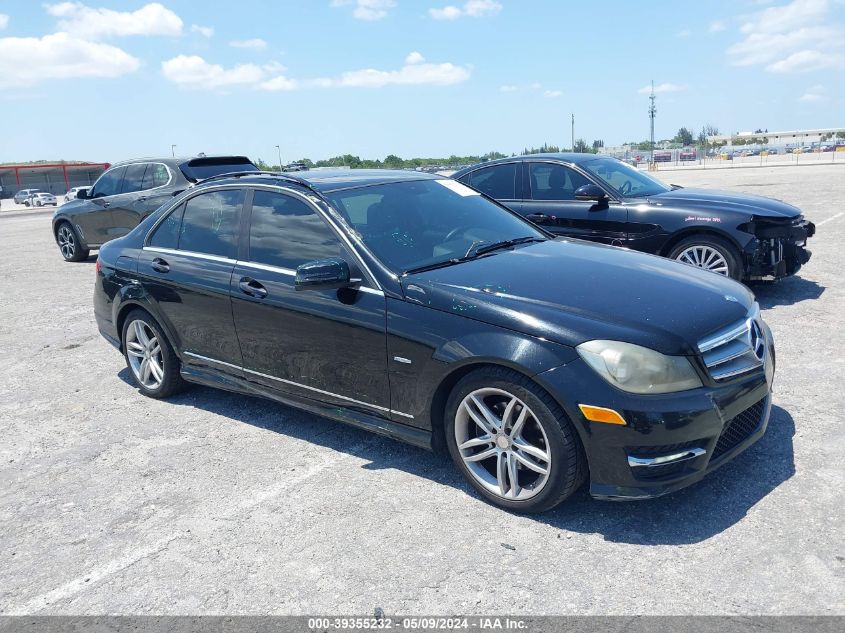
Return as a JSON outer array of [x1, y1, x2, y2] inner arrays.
[[205, 169, 444, 194], [452, 153, 606, 176]]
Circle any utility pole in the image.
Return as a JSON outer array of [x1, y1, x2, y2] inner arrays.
[[275, 145, 282, 171], [171, 144, 176, 158], [648, 80, 656, 166], [571, 113, 575, 152]]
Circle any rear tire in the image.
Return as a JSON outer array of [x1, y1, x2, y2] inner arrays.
[[56, 221, 89, 262], [444, 366, 587, 513], [668, 234, 742, 280], [121, 309, 186, 399]]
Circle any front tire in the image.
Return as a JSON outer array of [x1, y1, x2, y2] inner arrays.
[[121, 309, 186, 399], [444, 367, 587, 513], [56, 221, 89, 262], [668, 234, 742, 280]]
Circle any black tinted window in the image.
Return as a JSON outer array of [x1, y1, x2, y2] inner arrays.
[[469, 163, 517, 199], [142, 163, 170, 189], [249, 191, 341, 269], [178, 189, 243, 258], [121, 163, 148, 194], [529, 163, 592, 201], [93, 166, 125, 198], [148, 204, 184, 249]]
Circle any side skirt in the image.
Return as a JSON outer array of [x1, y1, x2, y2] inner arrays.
[[180, 364, 433, 450]]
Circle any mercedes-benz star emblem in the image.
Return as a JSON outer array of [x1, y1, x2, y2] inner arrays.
[[748, 320, 765, 361]]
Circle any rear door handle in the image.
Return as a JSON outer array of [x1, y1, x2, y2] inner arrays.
[[151, 257, 170, 273], [526, 213, 548, 222], [238, 277, 267, 298], [136, 196, 147, 202]]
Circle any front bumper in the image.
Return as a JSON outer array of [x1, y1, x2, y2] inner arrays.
[[744, 217, 815, 280], [535, 333, 775, 500]]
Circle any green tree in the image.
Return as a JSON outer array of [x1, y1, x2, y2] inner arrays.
[[674, 127, 694, 146], [573, 138, 590, 153]]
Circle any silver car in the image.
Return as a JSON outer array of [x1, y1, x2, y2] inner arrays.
[[14, 188, 42, 204], [64, 186, 91, 202]]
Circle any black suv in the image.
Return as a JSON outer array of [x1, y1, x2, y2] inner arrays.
[[94, 170, 775, 513], [52, 156, 258, 262], [452, 154, 814, 281]]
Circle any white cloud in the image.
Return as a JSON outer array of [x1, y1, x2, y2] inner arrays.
[[676, 29, 691, 38], [430, 0, 502, 20], [0, 14, 9, 30], [543, 89, 561, 98], [727, 0, 845, 72], [230, 38, 268, 49], [637, 82, 688, 94], [190, 24, 213, 37], [45, 2, 183, 38], [161, 52, 466, 91], [798, 84, 827, 101], [405, 51, 425, 64], [330, 0, 396, 21], [709, 21, 726, 32], [0, 32, 139, 87]]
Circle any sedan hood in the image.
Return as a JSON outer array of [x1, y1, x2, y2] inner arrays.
[[648, 188, 801, 219], [402, 240, 755, 356]]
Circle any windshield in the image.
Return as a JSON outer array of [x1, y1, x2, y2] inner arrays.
[[580, 157, 671, 198], [325, 179, 545, 274]]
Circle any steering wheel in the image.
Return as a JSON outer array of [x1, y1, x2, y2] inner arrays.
[[619, 181, 633, 196], [444, 226, 468, 242]]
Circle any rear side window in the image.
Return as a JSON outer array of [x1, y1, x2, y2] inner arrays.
[[178, 189, 244, 259], [528, 163, 591, 201], [142, 164, 170, 189], [468, 163, 517, 199], [148, 203, 184, 249], [121, 163, 148, 194], [249, 190, 341, 269]]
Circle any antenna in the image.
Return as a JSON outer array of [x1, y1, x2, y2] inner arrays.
[[649, 80, 657, 164]]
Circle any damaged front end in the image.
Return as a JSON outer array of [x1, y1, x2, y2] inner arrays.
[[740, 215, 815, 280]]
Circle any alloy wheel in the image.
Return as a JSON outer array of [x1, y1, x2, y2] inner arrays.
[[125, 319, 165, 390], [57, 226, 76, 259], [675, 245, 730, 275], [454, 387, 551, 501]]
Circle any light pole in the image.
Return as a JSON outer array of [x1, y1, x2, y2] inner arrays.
[[171, 144, 176, 158], [275, 145, 282, 171], [648, 80, 656, 167], [571, 113, 574, 152]]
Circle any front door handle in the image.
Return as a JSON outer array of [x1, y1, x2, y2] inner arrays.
[[151, 257, 170, 273], [238, 277, 267, 298], [526, 213, 548, 223]]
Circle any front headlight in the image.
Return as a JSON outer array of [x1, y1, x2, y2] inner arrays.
[[576, 340, 702, 394]]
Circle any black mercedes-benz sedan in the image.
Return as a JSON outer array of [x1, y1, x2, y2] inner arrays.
[[52, 155, 258, 262], [452, 154, 814, 281], [94, 169, 775, 512]]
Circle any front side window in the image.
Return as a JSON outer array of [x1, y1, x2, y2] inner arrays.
[[178, 189, 243, 258], [92, 166, 125, 198], [528, 163, 593, 201], [249, 190, 342, 269], [326, 179, 544, 274], [580, 157, 671, 198], [467, 163, 517, 199], [120, 163, 148, 194]]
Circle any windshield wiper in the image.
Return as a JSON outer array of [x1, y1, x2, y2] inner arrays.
[[466, 236, 544, 258], [403, 258, 465, 275]]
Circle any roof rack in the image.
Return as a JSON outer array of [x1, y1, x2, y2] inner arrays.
[[196, 170, 321, 195]]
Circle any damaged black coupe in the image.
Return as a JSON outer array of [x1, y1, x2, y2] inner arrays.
[[452, 154, 815, 281]]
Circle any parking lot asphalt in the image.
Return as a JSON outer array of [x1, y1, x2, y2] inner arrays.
[[0, 164, 843, 615]]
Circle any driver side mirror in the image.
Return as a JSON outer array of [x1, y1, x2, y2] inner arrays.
[[574, 184, 608, 202], [295, 258, 354, 291], [77, 188, 91, 200]]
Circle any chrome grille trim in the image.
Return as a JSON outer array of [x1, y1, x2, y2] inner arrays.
[[698, 304, 765, 382]]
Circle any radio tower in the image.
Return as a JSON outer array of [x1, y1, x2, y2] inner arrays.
[[648, 80, 657, 164]]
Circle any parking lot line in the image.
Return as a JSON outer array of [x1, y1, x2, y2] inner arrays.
[[815, 212, 844, 227]]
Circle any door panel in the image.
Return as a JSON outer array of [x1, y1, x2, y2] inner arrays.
[[522, 162, 628, 245], [111, 163, 176, 238], [75, 165, 126, 245]]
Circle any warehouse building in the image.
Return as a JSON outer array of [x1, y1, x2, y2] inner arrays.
[[0, 162, 109, 198]]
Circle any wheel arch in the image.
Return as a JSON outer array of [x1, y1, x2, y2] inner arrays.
[[114, 299, 179, 356], [659, 226, 748, 258]]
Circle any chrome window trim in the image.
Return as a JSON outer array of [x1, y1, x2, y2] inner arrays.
[[94, 161, 174, 197], [183, 351, 412, 419], [142, 246, 237, 265]]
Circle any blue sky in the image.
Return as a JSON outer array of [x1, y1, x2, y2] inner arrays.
[[1, 0, 843, 164]]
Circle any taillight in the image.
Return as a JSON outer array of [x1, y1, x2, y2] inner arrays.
[[95, 257, 102, 274]]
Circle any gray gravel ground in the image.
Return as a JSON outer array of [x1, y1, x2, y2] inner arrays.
[[0, 164, 843, 615]]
